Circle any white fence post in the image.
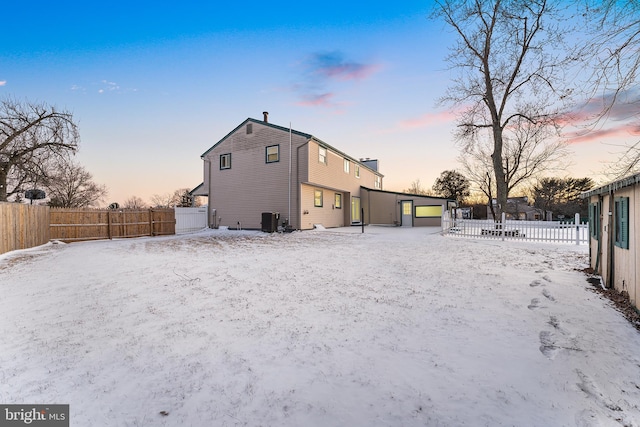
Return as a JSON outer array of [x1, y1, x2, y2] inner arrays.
[[575, 213, 580, 245], [501, 212, 506, 241]]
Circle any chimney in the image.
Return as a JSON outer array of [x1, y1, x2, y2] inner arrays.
[[263, 111, 269, 123]]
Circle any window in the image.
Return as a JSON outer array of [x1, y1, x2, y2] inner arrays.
[[220, 153, 231, 170], [403, 202, 412, 216], [352, 197, 361, 222], [314, 190, 323, 207], [343, 159, 350, 173], [374, 175, 381, 189], [614, 197, 629, 249], [335, 193, 342, 209], [266, 145, 279, 163], [415, 205, 443, 218], [319, 146, 327, 164], [355, 165, 360, 178], [246, 123, 253, 134], [589, 202, 601, 239]]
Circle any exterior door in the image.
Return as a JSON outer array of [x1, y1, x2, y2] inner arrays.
[[351, 197, 361, 224], [401, 200, 413, 227]]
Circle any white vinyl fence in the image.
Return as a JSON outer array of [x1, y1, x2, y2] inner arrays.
[[175, 206, 208, 234], [442, 212, 588, 245]]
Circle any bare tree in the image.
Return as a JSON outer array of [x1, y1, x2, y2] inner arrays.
[[151, 188, 195, 208], [123, 196, 147, 209], [45, 157, 107, 208], [150, 192, 180, 208], [502, 115, 569, 190], [459, 114, 568, 218], [403, 179, 432, 196], [432, 0, 573, 216], [0, 98, 79, 201], [581, 1, 639, 108], [578, 1, 640, 178], [459, 143, 497, 218]]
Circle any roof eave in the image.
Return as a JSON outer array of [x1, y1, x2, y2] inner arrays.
[[200, 118, 313, 158], [581, 172, 640, 199]]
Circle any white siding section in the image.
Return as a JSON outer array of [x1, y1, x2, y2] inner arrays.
[[175, 207, 208, 234]]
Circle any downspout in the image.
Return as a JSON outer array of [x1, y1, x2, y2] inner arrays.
[[288, 123, 292, 227], [594, 195, 602, 273], [607, 190, 615, 289], [296, 139, 311, 230], [206, 159, 213, 228]]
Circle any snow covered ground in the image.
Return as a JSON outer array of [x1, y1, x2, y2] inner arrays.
[[1, 226, 639, 426]]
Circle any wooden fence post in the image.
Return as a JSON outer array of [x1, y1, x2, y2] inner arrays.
[[149, 209, 154, 236], [107, 210, 112, 240]]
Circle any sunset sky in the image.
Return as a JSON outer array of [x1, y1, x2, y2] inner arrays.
[[2, 1, 637, 205]]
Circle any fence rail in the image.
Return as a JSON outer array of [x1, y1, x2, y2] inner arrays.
[[0, 203, 51, 255], [50, 208, 175, 242], [442, 212, 588, 245]]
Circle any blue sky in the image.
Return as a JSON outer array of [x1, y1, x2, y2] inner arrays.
[[1, 1, 632, 205]]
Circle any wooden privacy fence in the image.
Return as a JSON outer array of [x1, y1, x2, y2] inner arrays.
[[50, 208, 175, 242], [0, 202, 51, 255]]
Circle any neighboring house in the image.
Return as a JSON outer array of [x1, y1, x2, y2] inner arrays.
[[192, 113, 452, 230], [488, 197, 551, 221], [582, 173, 639, 310]]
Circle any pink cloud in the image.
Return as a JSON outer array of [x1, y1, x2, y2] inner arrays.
[[399, 110, 458, 129], [308, 51, 380, 82], [559, 88, 639, 127], [566, 123, 640, 144], [292, 51, 381, 109], [295, 93, 335, 107], [318, 63, 381, 82]]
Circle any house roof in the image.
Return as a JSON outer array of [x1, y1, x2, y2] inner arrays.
[[361, 186, 453, 201], [581, 172, 640, 198], [189, 182, 206, 196], [200, 118, 313, 158], [200, 117, 383, 177]]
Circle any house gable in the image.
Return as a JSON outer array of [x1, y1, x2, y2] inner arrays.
[[200, 118, 313, 159]]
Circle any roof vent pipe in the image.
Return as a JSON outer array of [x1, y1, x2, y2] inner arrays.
[[263, 111, 269, 123]]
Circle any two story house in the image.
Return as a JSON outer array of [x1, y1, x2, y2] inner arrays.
[[192, 113, 452, 230]]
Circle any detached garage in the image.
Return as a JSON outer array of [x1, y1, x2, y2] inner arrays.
[[360, 187, 454, 227]]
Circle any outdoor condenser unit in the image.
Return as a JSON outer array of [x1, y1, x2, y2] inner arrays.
[[261, 212, 280, 233]]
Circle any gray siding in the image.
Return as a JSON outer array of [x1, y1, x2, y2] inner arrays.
[[307, 140, 381, 193], [201, 120, 383, 230], [203, 121, 309, 229], [306, 140, 382, 224], [361, 188, 450, 227]]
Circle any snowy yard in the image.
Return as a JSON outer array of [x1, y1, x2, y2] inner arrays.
[[1, 226, 639, 426]]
